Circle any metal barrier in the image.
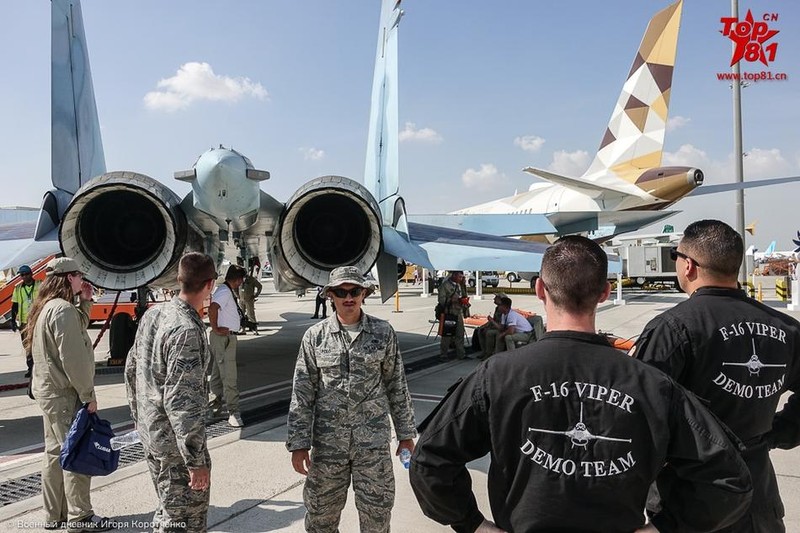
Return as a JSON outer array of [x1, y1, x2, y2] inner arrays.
[[776, 277, 791, 302]]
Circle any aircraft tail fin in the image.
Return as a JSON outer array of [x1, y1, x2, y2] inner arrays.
[[765, 241, 776, 255], [583, 0, 683, 180], [364, 0, 402, 225], [37, 0, 106, 241]]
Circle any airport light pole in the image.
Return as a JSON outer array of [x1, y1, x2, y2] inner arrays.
[[731, 0, 747, 284]]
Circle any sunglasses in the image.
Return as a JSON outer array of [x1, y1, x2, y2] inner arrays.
[[669, 247, 701, 267], [330, 287, 364, 298]]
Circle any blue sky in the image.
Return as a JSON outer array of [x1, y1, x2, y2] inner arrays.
[[1, 1, 798, 249]]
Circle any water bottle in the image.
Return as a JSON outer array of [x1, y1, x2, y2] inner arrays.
[[110, 429, 141, 450], [399, 448, 412, 470]]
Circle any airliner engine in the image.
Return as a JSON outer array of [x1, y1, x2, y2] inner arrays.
[[60, 172, 203, 290], [271, 175, 382, 289]]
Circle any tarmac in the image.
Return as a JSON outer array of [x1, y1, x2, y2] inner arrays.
[[1, 281, 799, 532]]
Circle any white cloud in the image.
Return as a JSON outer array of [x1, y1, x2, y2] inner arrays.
[[399, 122, 443, 143], [662, 144, 712, 168], [666, 115, 690, 132], [547, 149, 590, 176], [663, 144, 792, 182], [461, 163, 507, 191], [144, 62, 268, 112], [513, 135, 545, 152], [300, 147, 326, 161], [743, 148, 792, 179]]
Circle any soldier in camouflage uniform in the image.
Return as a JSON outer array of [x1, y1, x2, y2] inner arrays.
[[287, 266, 417, 533], [437, 271, 467, 360], [125, 253, 217, 533]]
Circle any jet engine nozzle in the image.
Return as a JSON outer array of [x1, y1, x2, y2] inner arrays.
[[60, 171, 201, 290], [690, 168, 704, 186], [273, 175, 382, 288]]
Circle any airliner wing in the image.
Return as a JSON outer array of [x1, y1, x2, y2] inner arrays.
[[688, 175, 800, 196], [406, 214, 555, 237], [547, 210, 678, 235], [523, 167, 634, 197], [385, 223, 622, 273]]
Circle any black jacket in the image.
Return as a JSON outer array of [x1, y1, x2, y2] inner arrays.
[[410, 331, 752, 533], [634, 286, 800, 526]]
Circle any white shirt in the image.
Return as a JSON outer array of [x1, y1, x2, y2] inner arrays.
[[501, 309, 533, 333], [212, 284, 241, 330]]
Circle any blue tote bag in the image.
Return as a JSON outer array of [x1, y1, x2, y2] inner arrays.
[[60, 406, 120, 476]]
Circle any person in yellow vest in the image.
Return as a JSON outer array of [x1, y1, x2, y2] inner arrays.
[[12, 264, 41, 378]]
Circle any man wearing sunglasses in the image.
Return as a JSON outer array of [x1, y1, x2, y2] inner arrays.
[[410, 236, 752, 533], [633, 219, 800, 532], [287, 266, 417, 532]]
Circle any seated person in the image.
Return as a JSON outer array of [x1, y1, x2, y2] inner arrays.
[[475, 293, 506, 351], [480, 296, 533, 359]]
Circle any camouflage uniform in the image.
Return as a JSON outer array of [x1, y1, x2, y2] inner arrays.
[[437, 278, 466, 359], [126, 297, 211, 533], [287, 313, 417, 533]]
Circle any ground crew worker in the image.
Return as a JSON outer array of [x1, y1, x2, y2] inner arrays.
[[474, 293, 505, 354], [239, 262, 262, 332], [287, 266, 417, 533], [633, 219, 800, 532], [12, 264, 40, 377], [480, 296, 534, 359], [26, 257, 115, 532], [126, 252, 216, 533], [437, 270, 467, 360], [410, 236, 752, 533], [207, 265, 246, 427], [311, 286, 327, 319]]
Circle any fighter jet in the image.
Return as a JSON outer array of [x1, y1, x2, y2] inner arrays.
[[722, 339, 788, 376], [5, 0, 593, 300], [528, 402, 632, 449]]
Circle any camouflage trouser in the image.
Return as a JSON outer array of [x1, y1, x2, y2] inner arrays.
[[145, 450, 210, 533], [38, 392, 93, 522], [304, 447, 394, 533]]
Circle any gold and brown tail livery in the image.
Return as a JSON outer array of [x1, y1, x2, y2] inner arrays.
[[585, 0, 683, 181]]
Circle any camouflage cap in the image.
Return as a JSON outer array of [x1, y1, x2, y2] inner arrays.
[[323, 266, 374, 295], [46, 257, 81, 276]]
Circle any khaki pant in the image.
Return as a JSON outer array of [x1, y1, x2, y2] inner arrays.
[[505, 331, 534, 351], [208, 332, 239, 414], [241, 297, 256, 323], [304, 448, 393, 533], [38, 392, 93, 522]]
